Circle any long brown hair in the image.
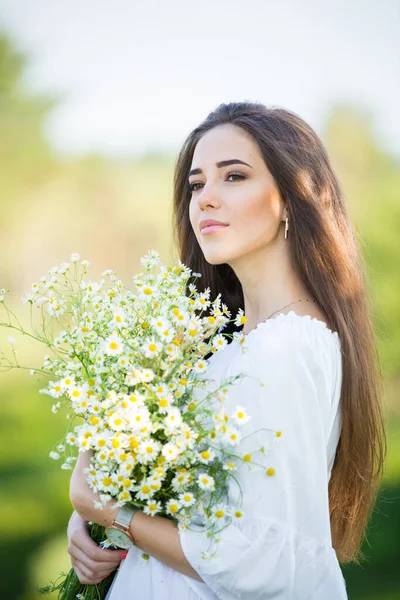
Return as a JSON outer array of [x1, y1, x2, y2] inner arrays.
[[171, 101, 387, 564]]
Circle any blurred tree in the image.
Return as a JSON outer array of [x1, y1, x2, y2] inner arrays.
[[324, 105, 400, 378], [0, 32, 58, 217]]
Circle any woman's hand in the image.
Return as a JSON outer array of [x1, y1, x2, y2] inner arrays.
[[69, 449, 118, 527], [67, 510, 126, 584]]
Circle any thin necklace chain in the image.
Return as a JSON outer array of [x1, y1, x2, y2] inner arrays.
[[266, 298, 316, 320], [242, 298, 317, 337]]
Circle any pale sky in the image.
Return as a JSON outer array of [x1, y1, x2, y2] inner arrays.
[[0, 0, 399, 158]]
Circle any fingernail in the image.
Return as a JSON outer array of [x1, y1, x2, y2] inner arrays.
[[121, 551, 128, 559], [103, 573, 111, 579]]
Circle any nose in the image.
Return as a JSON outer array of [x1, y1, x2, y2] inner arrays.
[[195, 183, 221, 210]]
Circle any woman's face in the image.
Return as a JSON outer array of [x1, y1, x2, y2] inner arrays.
[[188, 124, 285, 267]]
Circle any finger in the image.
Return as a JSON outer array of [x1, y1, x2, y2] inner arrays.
[[72, 563, 104, 585], [72, 557, 116, 584], [69, 543, 121, 574], [70, 531, 126, 563]]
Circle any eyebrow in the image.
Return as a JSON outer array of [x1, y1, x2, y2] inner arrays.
[[189, 159, 253, 178]]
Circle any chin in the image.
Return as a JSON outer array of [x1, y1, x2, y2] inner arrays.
[[203, 252, 232, 266]]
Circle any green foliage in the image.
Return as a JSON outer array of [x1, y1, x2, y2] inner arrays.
[[38, 523, 115, 600], [0, 33, 58, 217], [324, 105, 400, 378]]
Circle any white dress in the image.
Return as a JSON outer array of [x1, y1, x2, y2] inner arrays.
[[105, 311, 348, 599]]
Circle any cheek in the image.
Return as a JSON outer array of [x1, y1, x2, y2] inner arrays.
[[188, 202, 197, 235], [231, 195, 279, 249]]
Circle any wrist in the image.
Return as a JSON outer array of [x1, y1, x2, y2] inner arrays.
[[105, 502, 142, 549]]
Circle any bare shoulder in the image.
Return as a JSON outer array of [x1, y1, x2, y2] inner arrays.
[[283, 300, 335, 332]]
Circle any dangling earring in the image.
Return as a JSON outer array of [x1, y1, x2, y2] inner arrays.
[[284, 217, 289, 239]]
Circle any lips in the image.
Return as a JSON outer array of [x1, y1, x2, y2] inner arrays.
[[199, 219, 229, 231]]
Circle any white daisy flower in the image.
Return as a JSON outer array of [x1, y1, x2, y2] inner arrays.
[[72, 397, 91, 414], [209, 503, 231, 525], [48, 381, 64, 398], [197, 472, 215, 491], [49, 451, 60, 460], [125, 406, 151, 431], [140, 249, 160, 267], [125, 368, 143, 386], [119, 459, 135, 475], [93, 431, 112, 450], [68, 386, 85, 403], [142, 338, 163, 359], [212, 334, 228, 351], [178, 491, 195, 507], [221, 426, 242, 446], [77, 432, 92, 451], [161, 442, 180, 462], [97, 474, 118, 495], [148, 478, 162, 493], [231, 507, 245, 523], [222, 460, 237, 471], [70, 253, 80, 262], [151, 315, 169, 333], [117, 355, 130, 369], [66, 432, 78, 446], [141, 368, 155, 382], [169, 307, 188, 327], [193, 359, 208, 374], [134, 482, 153, 501], [112, 310, 128, 329], [166, 499, 181, 516], [172, 471, 191, 491], [138, 285, 156, 300], [197, 448, 215, 464], [124, 392, 145, 407], [143, 500, 162, 517], [231, 406, 252, 426], [108, 412, 126, 432], [117, 490, 132, 504], [234, 308, 247, 327], [185, 319, 201, 339], [61, 375, 75, 389], [164, 407, 183, 431], [137, 439, 161, 463], [95, 449, 109, 464], [116, 476, 134, 492], [102, 331, 124, 356]]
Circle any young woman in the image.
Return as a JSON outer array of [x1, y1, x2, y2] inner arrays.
[[68, 102, 387, 599]]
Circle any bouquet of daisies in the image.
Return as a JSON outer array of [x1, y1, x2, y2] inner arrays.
[[0, 250, 280, 600]]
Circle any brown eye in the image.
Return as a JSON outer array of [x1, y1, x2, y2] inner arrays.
[[188, 171, 246, 193], [227, 172, 246, 182]]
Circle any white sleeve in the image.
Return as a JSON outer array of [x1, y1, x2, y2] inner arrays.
[[178, 325, 347, 600]]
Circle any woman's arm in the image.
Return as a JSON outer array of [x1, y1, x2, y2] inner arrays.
[[69, 450, 204, 583]]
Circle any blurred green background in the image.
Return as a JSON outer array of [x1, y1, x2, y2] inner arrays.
[[0, 25, 399, 600]]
